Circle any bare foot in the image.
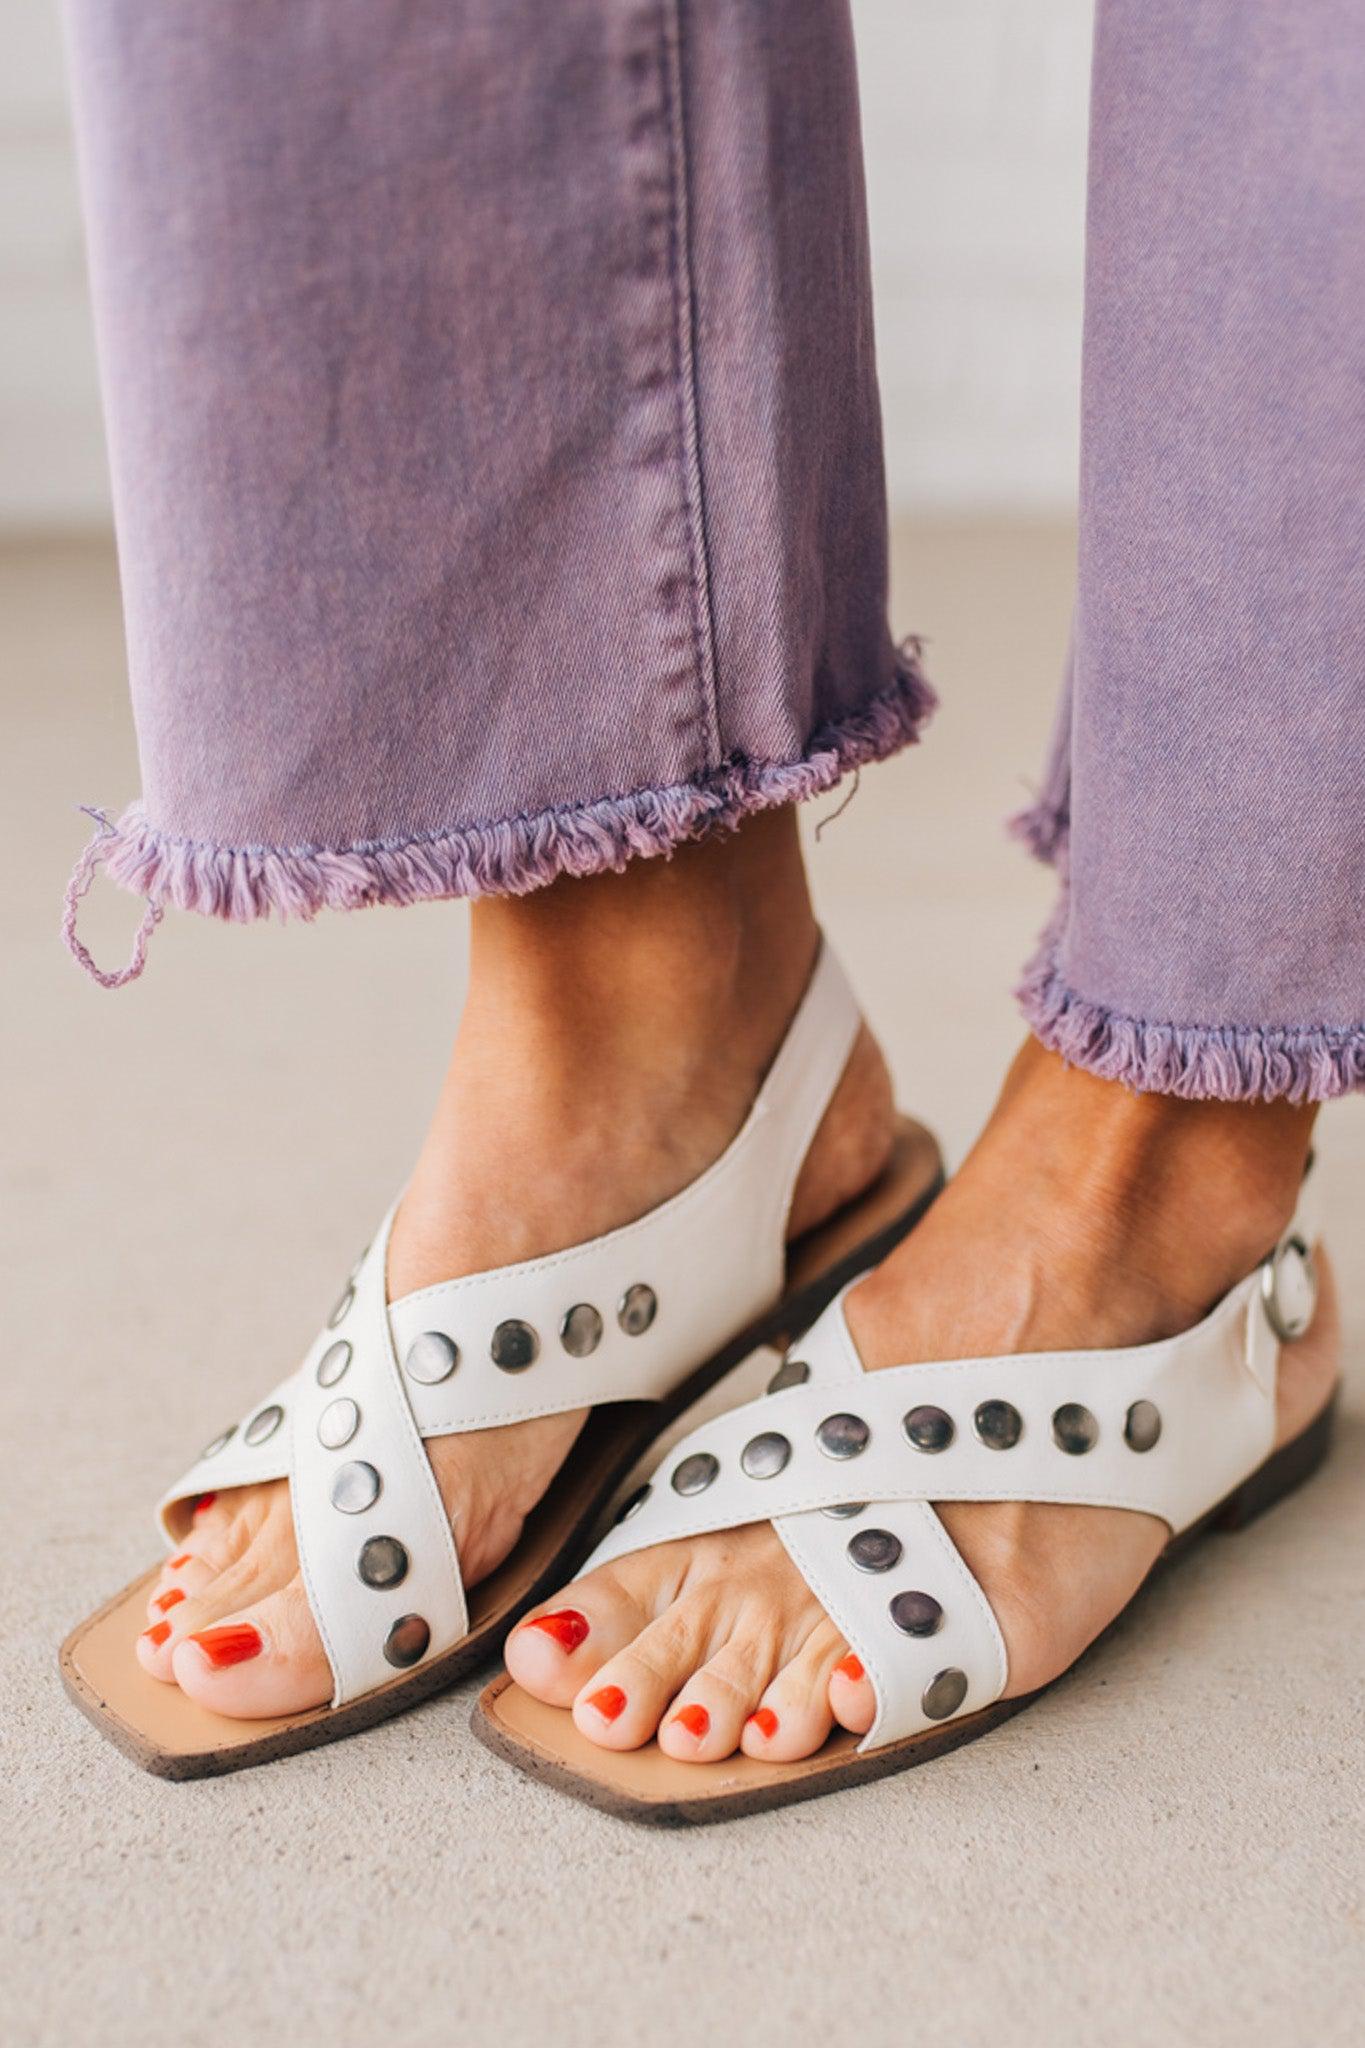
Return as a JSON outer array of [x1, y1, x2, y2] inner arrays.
[[134, 812, 898, 1717], [505, 1042, 1335, 1765]]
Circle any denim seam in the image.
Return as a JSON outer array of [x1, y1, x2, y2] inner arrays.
[[659, 0, 723, 772]]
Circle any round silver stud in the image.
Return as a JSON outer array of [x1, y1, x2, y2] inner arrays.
[[890, 1590, 944, 1637], [318, 1397, 360, 1450], [921, 1666, 969, 1719], [405, 1331, 459, 1385], [767, 1357, 811, 1394], [491, 1319, 539, 1372], [821, 1501, 868, 1520], [243, 1404, 284, 1447], [617, 1285, 658, 1336], [974, 1399, 1022, 1450], [671, 1452, 719, 1496], [1124, 1399, 1162, 1453], [615, 1482, 652, 1524], [816, 1412, 871, 1460], [382, 1614, 431, 1668], [1261, 1235, 1317, 1343], [316, 1340, 353, 1388], [740, 1431, 792, 1480], [903, 1404, 955, 1453], [356, 1535, 409, 1589], [560, 1304, 603, 1357], [1052, 1402, 1098, 1455], [848, 1528, 903, 1573], [330, 1460, 381, 1514], [199, 1426, 235, 1459], [327, 1283, 355, 1329]]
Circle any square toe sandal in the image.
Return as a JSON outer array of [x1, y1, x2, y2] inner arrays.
[[60, 943, 944, 1778], [474, 1172, 1338, 1824]]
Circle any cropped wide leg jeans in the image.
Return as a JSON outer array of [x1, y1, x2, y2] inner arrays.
[[59, 1, 1365, 1101]]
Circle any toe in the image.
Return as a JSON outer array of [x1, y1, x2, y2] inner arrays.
[[743, 1619, 846, 1762], [658, 1619, 781, 1763], [570, 1589, 720, 1750], [171, 1577, 332, 1718], [827, 1646, 876, 1736], [506, 1565, 652, 1707]]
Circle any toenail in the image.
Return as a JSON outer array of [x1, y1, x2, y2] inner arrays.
[[747, 1707, 779, 1740], [192, 1493, 217, 1516], [168, 1554, 192, 1569], [523, 1609, 589, 1652], [672, 1703, 710, 1739], [585, 1685, 627, 1722], [153, 1587, 186, 1613], [186, 1623, 262, 1668], [834, 1653, 865, 1683], [142, 1621, 172, 1648]]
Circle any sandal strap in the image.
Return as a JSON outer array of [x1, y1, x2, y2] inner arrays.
[[584, 1185, 1322, 1749], [155, 939, 862, 1706]]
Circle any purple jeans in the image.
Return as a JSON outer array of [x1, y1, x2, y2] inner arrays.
[[61, 1, 1365, 1102]]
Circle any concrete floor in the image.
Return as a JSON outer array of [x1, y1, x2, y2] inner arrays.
[[2, 526, 1362, 2048]]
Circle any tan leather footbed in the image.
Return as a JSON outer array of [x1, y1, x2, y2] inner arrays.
[[60, 1117, 945, 1778]]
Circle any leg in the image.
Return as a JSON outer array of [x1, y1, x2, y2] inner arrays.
[[507, 0, 1356, 1765], [56, 5, 927, 1713]]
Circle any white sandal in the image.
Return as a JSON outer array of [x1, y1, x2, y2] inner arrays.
[[60, 943, 943, 1777], [475, 1173, 1338, 1823]]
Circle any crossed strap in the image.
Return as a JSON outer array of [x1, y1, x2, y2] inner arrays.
[[583, 1186, 1322, 1753], [156, 943, 863, 1706]]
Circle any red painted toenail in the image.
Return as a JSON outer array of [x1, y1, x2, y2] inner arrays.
[[747, 1707, 779, 1740], [168, 1553, 192, 1569], [142, 1621, 172, 1648], [585, 1685, 627, 1722], [192, 1493, 217, 1517], [524, 1609, 589, 1652], [153, 1587, 186, 1613], [834, 1653, 864, 1683], [187, 1623, 262, 1668], [673, 1703, 710, 1739]]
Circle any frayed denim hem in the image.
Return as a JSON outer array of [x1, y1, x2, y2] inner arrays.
[[1007, 794, 1069, 866], [63, 642, 935, 986], [1019, 931, 1365, 1104]]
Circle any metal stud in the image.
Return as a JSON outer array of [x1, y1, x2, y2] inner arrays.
[[491, 1319, 539, 1372], [671, 1452, 719, 1496], [740, 1431, 792, 1480], [382, 1614, 431, 1668], [316, 1340, 353, 1388], [327, 1283, 355, 1329], [821, 1501, 868, 1520], [560, 1304, 603, 1357], [243, 1404, 284, 1447], [848, 1528, 903, 1574], [767, 1357, 811, 1394], [318, 1397, 360, 1450], [356, 1535, 409, 1590], [973, 1399, 1022, 1450], [199, 1426, 235, 1459], [1124, 1399, 1162, 1453], [615, 1482, 652, 1524], [816, 1412, 870, 1460], [330, 1460, 381, 1514], [1261, 1235, 1317, 1343], [921, 1666, 969, 1719], [617, 1285, 658, 1336], [890, 1590, 944, 1637], [405, 1331, 459, 1385], [903, 1404, 955, 1453], [1052, 1402, 1098, 1455]]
